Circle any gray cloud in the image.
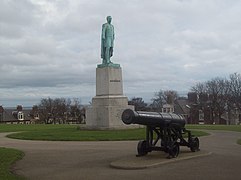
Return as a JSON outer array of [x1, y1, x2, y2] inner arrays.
[[1, 0, 241, 106]]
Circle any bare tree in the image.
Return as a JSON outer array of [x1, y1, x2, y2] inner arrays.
[[128, 97, 147, 111], [164, 90, 178, 104], [70, 98, 84, 123], [52, 98, 68, 124], [38, 97, 84, 124], [191, 82, 207, 95], [151, 90, 164, 112], [191, 77, 231, 124], [229, 73, 241, 111], [151, 90, 178, 112], [38, 97, 54, 124], [206, 78, 229, 124]]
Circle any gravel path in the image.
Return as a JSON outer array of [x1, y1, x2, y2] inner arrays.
[[0, 130, 241, 180]]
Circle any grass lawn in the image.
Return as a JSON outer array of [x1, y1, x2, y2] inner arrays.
[[0, 124, 209, 141], [237, 139, 241, 145], [186, 124, 241, 132], [7, 127, 147, 141], [0, 147, 25, 180], [0, 124, 240, 141], [0, 124, 70, 133]]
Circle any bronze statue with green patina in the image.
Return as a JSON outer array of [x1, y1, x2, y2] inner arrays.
[[99, 16, 120, 68]]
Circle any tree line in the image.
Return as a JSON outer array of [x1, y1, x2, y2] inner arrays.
[[34, 98, 85, 124], [128, 72, 241, 124], [34, 73, 240, 124], [190, 73, 241, 124], [128, 90, 179, 112]]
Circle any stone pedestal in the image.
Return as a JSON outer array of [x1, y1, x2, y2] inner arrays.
[[96, 66, 123, 96], [86, 66, 134, 129]]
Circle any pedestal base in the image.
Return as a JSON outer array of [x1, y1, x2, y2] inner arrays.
[[86, 95, 135, 129]]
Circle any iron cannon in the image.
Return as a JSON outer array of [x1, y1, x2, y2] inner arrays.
[[122, 109, 200, 158]]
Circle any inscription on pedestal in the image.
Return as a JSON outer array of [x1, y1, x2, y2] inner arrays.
[[110, 80, 121, 82]]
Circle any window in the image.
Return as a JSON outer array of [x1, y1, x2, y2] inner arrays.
[[18, 112, 24, 120], [199, 110, 204, 121], [34, 114, 39, 119]]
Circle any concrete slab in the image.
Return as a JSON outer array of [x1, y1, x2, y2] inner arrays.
[[1, 131, 241, 180], [110, 148, 212, 170]]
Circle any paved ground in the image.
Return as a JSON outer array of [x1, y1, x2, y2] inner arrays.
[[110, 148, 211, 170], [0, 130, 241, 180]]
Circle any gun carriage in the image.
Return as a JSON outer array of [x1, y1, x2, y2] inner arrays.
[[122, 109, 199, 158]]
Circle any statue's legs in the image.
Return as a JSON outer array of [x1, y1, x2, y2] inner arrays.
[[102, 47, 107, 64], [105, 47, 111, 64], [102, 51, 107, 64]]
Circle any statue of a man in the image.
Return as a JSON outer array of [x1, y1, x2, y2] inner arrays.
[[101, 16, 114, 64]]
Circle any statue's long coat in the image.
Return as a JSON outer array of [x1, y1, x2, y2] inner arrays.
[[101, 23, 115, 58]]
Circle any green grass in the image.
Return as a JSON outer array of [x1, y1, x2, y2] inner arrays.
[[2, 124, 241, 141], [0, 124, 71, 133], [0, 147, 25, 180], [0, 124, 208, 141], [187, 125, 241, 146], [237, 139, 241, 145], [7, 127, 146, 141], [186, 124, 241, 132], [6, 127, 208, 141]]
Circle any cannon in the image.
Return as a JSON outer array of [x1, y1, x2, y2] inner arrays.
[[122, 109, 200, 158]]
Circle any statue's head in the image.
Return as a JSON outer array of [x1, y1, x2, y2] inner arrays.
[[107, 16, 112, 23]]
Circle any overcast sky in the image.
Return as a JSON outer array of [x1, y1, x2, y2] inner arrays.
[[1, 0, 241, 107]]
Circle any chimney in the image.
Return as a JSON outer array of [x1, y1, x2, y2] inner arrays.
[[188, 92, 197, 103], [32, 105, 38, 112], [0, 106, 4, 113], [17, 105, 23, 111]]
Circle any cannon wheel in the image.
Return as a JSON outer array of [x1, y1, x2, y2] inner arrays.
[[137, 140, 148, 156], [168, 142, 180, 158], [190, 137, 200, 152]]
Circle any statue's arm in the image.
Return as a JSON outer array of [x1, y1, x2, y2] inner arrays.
[[113, 26, 115, 40], [102, 24, 106, 39]]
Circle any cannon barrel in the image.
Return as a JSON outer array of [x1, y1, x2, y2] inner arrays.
[[121, 109, 199, 158], [122, 109, 185, 128]]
